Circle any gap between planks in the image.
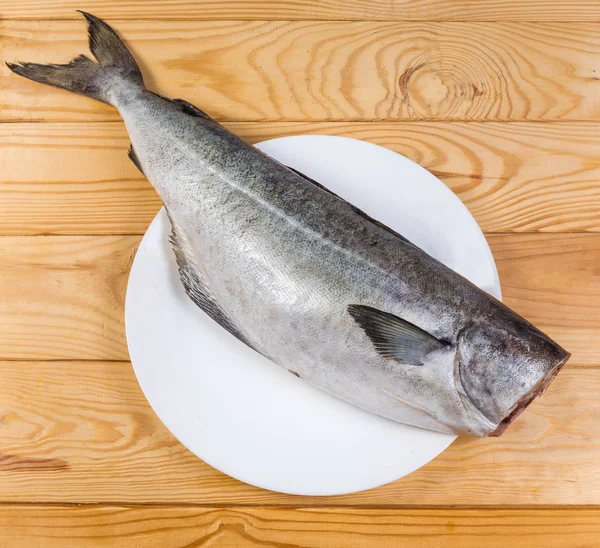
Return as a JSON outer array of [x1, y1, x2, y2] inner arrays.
[[0, 232, 586, 237], [8, 18, 600, 23], [0, 501, 598, 509], [3, 119, 599, 124], [0, 359, 594, 368], [2, 0, 600, 22]]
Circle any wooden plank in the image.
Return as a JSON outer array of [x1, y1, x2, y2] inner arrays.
[[0, 236, 135, 361], [488, 233, 600, 366], [1, 234, 597, 363], [2, 121, 600, 235], [3, 0, 600, 22], [0, 363, 597, 505], [0, 123, 155, 236], [2, 21, 599, 122], [0, 506, 599, 547]]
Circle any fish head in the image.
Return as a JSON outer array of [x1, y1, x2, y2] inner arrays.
[[457, 311, 570, 435]]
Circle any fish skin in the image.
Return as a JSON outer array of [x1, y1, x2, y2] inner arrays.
[[6, 13, 570, 437]]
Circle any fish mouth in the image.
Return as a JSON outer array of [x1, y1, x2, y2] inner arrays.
[[489, 350, 571, 437]]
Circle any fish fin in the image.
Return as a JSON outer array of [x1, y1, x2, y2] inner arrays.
[[149, 91, 171, 102], [149, 92, 212, 119], [6, 12, 143, 106], [167, 210, 256, 351], [172, 98, 212, 119], [285, 165, 419, 250], [285, 166, 341, 196], [348, 304, 446, 365], [128, 144, 145, 176]]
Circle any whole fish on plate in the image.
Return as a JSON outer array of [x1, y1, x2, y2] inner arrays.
[[7, 12, 570, 437]]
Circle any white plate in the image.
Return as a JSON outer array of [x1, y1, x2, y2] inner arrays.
[[126, 135, 502, 496]]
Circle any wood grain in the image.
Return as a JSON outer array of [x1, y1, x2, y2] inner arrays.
[[0, 362, 597, 505], [0, 123, 156, 235], [4, 0, 600, 21], [1, 234, 598, 363], [0, 236, 135, 361], [2, 0, 598, 536], [2, 121, 599, 235], [487, 233, 600, 367], [3, 20, 599, 122], [0, 506, 599, 547]]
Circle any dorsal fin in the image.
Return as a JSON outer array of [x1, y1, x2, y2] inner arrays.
[[171, 98, 212, 119], [285, 165, 419, 249], [166, 210, 256, 351], [150, 91, 212, 119], [348, 304, 447, 365]]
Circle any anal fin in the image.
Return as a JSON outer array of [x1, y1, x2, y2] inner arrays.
[[167, 210, 256, 351]]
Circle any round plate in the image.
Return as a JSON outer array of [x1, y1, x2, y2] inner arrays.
[[126, 135, 502, 496]]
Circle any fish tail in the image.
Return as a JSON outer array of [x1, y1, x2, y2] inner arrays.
[[6, 11, 143, 106]]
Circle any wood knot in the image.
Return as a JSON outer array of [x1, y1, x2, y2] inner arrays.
[[398, 63, 426, 104]]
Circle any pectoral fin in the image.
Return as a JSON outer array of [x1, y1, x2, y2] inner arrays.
[[348, 304, 446, 365]]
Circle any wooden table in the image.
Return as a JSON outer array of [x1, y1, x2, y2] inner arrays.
[[1, 1, 599, 545]]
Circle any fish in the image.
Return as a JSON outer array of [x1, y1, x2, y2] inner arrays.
[[7, 12, 570, 437]]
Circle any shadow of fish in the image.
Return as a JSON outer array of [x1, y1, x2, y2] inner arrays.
[[7, 12, 570, 436]]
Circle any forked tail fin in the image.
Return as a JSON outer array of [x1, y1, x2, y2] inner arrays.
[[6, 11, 143, 105]]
